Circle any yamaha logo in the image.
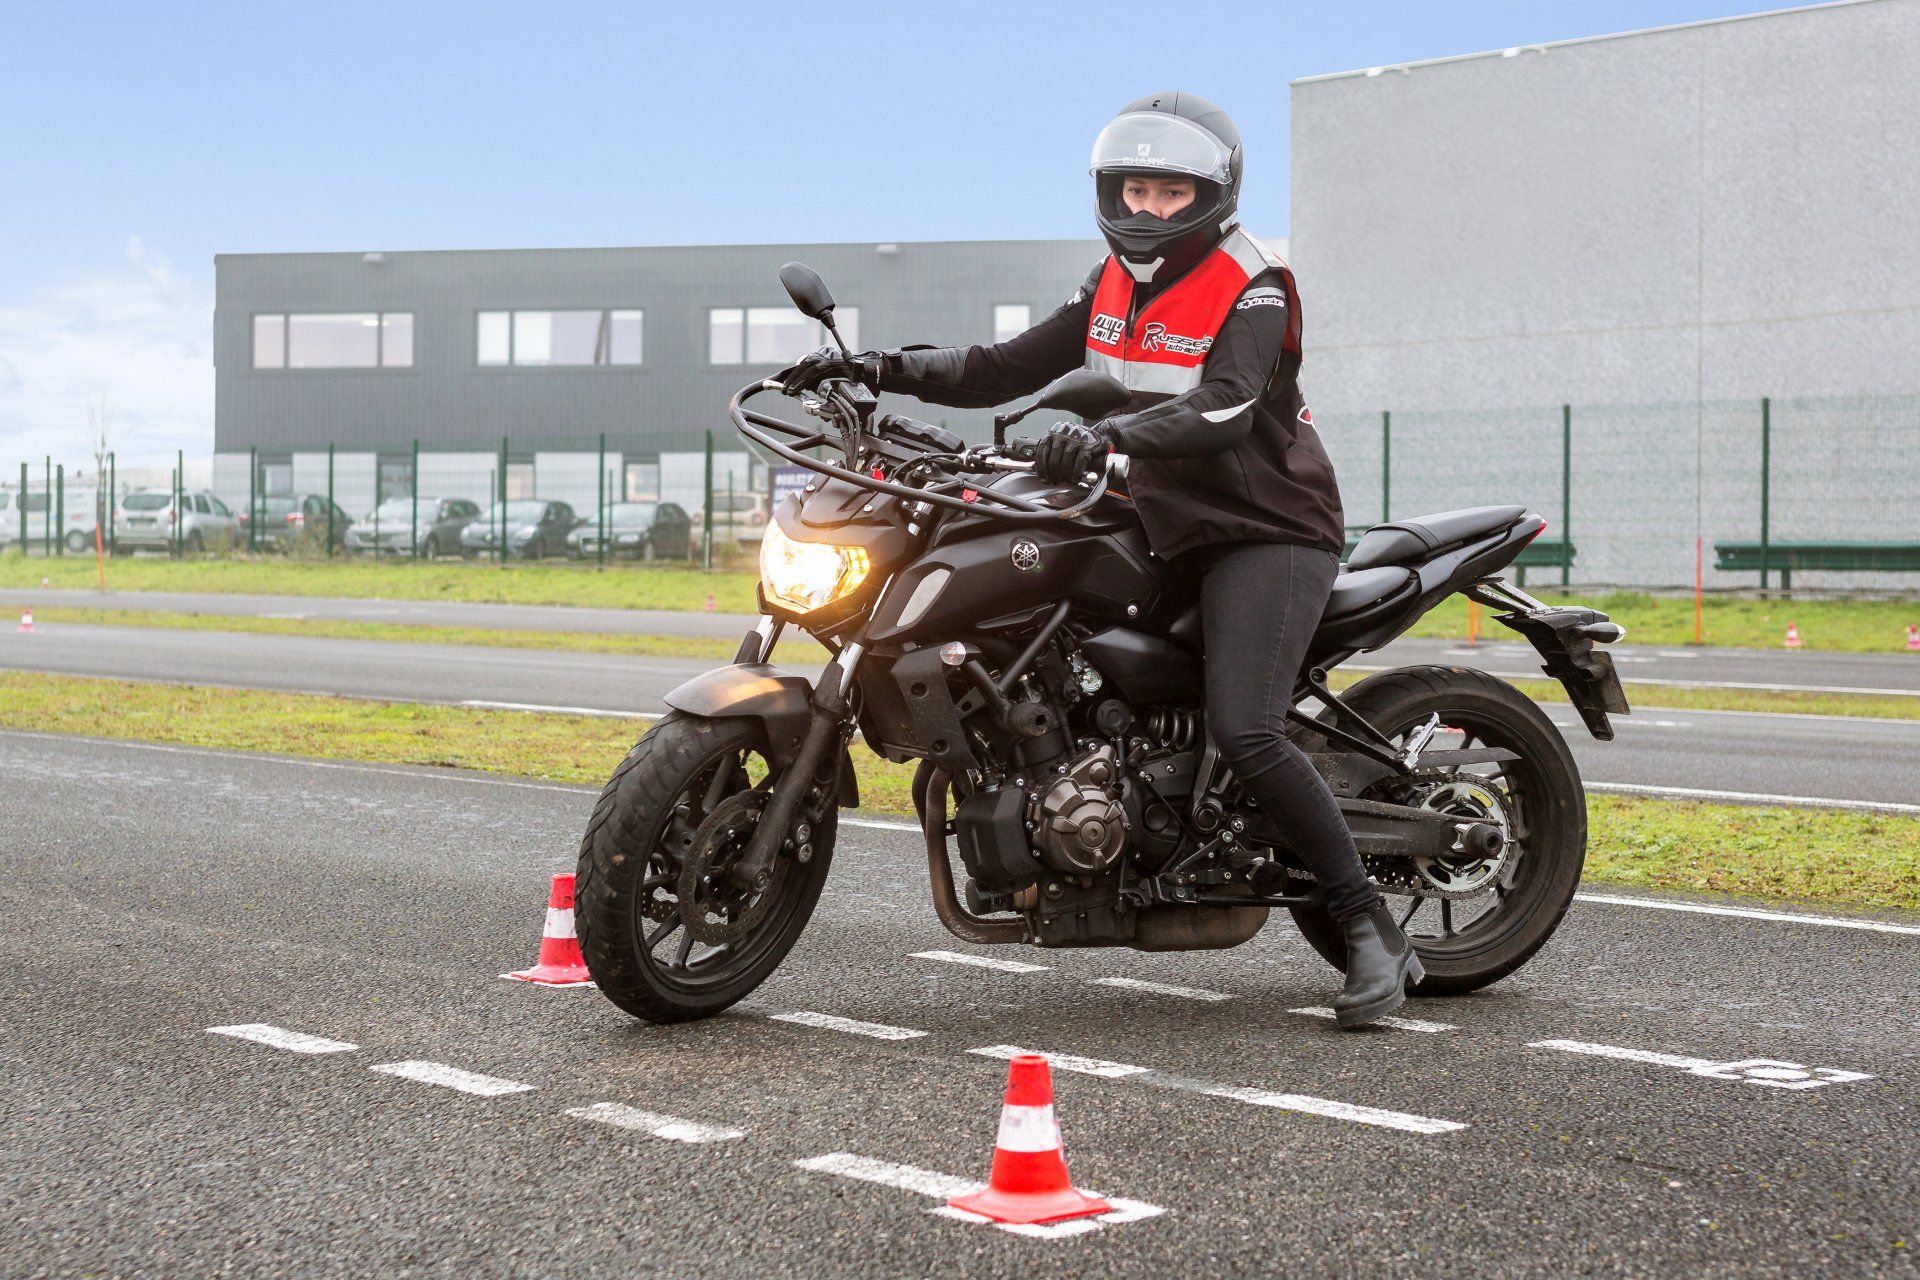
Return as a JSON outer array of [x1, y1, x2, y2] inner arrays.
[[1010, 539, 1042, 572]]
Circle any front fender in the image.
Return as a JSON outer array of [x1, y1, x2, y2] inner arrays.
[[660, 663, 859, 806]]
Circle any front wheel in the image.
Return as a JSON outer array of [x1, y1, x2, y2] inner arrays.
[[1289, 664, 1586, 996], [574, 711, 836, 1022]]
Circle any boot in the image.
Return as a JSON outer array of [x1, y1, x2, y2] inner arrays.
[[1332, 905, 1425, 1029]]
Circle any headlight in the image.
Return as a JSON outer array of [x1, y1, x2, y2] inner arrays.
[[759, 521, 870, 614]]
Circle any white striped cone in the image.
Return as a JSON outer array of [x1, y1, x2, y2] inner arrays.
[[18, 608, 32, 633], [949, 1053, 1110, 1225], [502, 872, 594, 987]]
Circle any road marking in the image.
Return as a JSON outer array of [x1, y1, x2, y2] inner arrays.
[[1530, 1039, 1873, 1090], [368, 1061, 536, 1096], [843, 816, 919, 832], [1288, 1006, 1455, 1033], [912, 950, 1050, 973], [1585, 781, 1920, 816], [970, 1044, 1152, 1079], [1572, 891, 1920, 936], [459, 700, 653, 719], [566, 1102, 743, 1143], [769, 1011, 928, 1041], [207, 1024, 358, 1054], [795, 1153, 1165, 1241], [970, 1045, 1466, 1133], [1091, 977, 1234, 1002]]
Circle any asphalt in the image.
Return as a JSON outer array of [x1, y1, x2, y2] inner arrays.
[[5, 585, 1918, 694], [5, 621, 1918, 809], [3, 730, 1914, 1278]]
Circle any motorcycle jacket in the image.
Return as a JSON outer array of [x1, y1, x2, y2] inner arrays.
[[878, 227, 1345, 559]]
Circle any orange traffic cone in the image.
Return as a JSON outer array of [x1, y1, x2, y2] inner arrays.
[[705, 592, 716, 612], [1783, 622, 1802, 649], [948, 1054, 1110, 1226], [1906, 626, 1919, 654], [501, 872, 594, 987], [17, 607, 32, 633]]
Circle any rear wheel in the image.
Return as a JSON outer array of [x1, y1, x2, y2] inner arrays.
[[422, 534, 441, 559], [1289, 664, 1585, 996], [574, 711, 836, 1022]]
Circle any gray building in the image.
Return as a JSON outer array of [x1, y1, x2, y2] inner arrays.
[[1290, 0, 1920, 587]]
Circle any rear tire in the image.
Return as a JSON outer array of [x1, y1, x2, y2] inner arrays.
[[423, 534, 441, 559], [574, 711, 836, 1023], [1289, 664, 1585, 996]]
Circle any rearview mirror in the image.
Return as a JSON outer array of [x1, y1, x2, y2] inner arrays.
[[779, 262, 836, 322], [1029, 369, 1131, 421]]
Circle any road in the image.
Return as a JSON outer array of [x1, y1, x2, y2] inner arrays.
[[6, 585, 1918, 695], [6, 621, 1918, 809], [2, 730, 1912, 1277]]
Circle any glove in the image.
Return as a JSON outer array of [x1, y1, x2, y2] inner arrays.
[[777, 345, 880, 395], [1033, 421, 1113, 483]]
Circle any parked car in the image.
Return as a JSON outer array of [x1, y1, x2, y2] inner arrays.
[[0, 488, 101, 553], [235, 493, 354, 553], [459, 500, 581, 560], [344, 496, 482, 558], [689, 491, 770, 544], [114, 489, 238, 554], [564, 501, 691, 561]]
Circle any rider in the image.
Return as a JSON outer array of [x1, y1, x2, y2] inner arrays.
[[788, 93, 1419, 1028]]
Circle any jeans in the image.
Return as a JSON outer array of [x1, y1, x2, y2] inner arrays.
[[1185, 540, 1382, 922]]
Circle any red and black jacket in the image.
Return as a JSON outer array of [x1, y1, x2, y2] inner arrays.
[[878, 227, 1345, 559]]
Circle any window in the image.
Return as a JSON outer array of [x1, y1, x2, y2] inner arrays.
[[475, 309, 644, 366], [207, 496, 231, 517], [708, 306, 858, 365], [993, 305, 1030, 343], [253, 312, 412, 369]]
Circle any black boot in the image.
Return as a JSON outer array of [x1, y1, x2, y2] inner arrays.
[[1333, 905, 1425, 1029]]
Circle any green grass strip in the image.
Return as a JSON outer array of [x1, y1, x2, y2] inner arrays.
[[5, 672, 1915, 914]]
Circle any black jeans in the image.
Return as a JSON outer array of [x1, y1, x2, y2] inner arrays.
[[1183, 540, 1382, 922]]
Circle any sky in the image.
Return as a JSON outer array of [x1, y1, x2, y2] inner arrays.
[[0, 0, 1788, 466]]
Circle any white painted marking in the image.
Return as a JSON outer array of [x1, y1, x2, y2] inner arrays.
[[970, 1044, 1151, 1079], [1531, 1040, 1874, 1091], [796, 1153, 1165, 1241], [1573, 891, 1920, 937], [769, 1011, 928, 1041], [460, 699, 652, 719], [843, 816, 919, 832], [207, 1023, 358, 1054], [1202, 1084, 1468, 1134], [1091, 976, 1234, 1002], [1341, 662, 1920, 700], [1288, 1006, 1455, 1033], [368, 1061, 535, 1096], [1586, 780, 1920, 815], [912, 950, 1050, 974], [566, 1102, 743, 1143]]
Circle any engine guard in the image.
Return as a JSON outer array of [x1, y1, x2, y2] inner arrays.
[[661, 663, 859, 807]]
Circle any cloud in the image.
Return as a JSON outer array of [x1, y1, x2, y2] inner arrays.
[[0, 238, 212, 472]]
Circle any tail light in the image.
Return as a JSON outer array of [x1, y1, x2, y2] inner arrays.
[[288, 512, 306, 526]]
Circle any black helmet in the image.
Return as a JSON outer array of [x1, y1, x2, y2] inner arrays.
[[1090, 92, 1242, 285]]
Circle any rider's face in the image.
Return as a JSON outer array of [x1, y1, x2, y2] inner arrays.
[[1121, 176, 1196, 220]]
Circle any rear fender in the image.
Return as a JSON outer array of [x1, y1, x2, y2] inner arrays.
[[660, 663, 859, 806]]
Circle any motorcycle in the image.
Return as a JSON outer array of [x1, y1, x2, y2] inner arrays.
[[574, 263, 1631, 1023]]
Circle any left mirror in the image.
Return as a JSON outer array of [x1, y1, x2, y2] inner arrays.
[[779, 262, 836, 322]]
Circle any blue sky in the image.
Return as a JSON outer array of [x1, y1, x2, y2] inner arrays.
[[0, 0, 1782, 464]]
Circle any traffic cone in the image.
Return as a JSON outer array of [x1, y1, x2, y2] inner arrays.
[[948, 1054, 1110, 1226], [1906, 626, 1919, 653], [17, 607, 32, 633], [501, 873, 594, 987], [1783, 622, 1802, 649], [705, 592, 716, 612]]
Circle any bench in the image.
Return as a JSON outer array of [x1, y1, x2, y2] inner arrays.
[[1714, 540, 1920, 589], [1342, 526, 1576, 587]]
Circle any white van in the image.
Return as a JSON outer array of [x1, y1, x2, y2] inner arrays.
[[0, 488, 102, 553]]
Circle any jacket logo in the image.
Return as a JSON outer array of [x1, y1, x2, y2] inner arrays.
[[1236, 294, 1286, 310], [1298, 405, 1314, 427], [1140, 322, 1213, 357], [1089, 313, 1126, 347]]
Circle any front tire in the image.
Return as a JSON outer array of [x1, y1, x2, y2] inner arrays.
[[1289, 664, 1586, 996], [574, 711, 836, 1023]]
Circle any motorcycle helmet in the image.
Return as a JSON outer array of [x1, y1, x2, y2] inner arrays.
[[1090, 92, 1242, 284]]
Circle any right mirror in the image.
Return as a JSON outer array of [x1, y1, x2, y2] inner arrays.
[[1031, 369, 1131, 421], [778, 262, 836, 322]]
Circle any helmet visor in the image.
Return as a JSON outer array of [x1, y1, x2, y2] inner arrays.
[[1089, 111, 1234, 183]]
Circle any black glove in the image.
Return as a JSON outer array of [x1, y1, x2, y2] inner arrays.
[[1033, 421, 1113, 483], [777, 345, 880, 395]]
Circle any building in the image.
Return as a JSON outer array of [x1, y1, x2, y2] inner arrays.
[[1290, 0, 1920, 587]]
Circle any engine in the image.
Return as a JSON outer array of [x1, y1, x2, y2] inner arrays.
[[1026, 743, 1126, 875]]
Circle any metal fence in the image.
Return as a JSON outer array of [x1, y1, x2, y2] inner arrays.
[[9, 393, 1919, 590]]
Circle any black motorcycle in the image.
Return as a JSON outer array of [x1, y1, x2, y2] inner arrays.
[[574, 264, 1631, 1023]]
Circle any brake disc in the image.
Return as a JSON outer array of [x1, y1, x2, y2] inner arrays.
[[676, 790, 790, 945]]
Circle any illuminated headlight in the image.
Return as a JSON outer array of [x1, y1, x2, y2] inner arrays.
[[759, 521, 870, 614]]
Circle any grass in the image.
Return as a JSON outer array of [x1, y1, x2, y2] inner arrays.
[[6, 671, 1916, 914], [23, 605, 1920, 722], [7, 555, 1918, 650]]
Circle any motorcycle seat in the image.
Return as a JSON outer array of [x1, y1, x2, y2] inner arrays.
[[1323, 565, 1417, 620], [1346, 505, 1529, 571]]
